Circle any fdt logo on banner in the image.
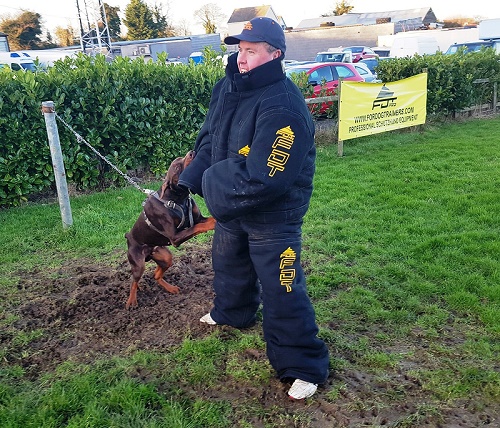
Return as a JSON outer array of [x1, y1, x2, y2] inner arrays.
[[338, 73, 428, 155]]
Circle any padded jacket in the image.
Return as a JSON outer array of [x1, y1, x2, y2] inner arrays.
[[178, 52, 316, 224]]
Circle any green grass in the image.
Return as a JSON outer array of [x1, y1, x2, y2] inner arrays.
[[0, 354, 232, 427], [1, 116, 499, 426], [308, 119, 499, 334]]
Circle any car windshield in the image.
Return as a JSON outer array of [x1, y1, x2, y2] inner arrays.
[[446, 42, 493, 54], [20, 62, 36, 71], [315, 53, 344, 61], [345, 47, 363, 53], [466, 43, 493, 52]]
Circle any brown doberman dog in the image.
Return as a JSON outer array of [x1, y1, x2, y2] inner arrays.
[[124, 150, 215, 309]]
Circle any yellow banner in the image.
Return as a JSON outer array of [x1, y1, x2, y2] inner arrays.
[[338, 73, 427, 141]]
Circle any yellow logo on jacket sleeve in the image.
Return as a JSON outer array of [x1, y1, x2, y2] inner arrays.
[[238, 145, 251, 156], [279, 246, 296, 292], [267, 126, 295, 177]]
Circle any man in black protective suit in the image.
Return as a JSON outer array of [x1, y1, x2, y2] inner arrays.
[[178, 17, 330, 400]]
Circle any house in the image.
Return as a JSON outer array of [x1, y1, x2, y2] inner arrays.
[[226, 5, 286, 52]]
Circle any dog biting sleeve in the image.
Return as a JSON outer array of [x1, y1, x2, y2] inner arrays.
[[178, 135, 212, 197]]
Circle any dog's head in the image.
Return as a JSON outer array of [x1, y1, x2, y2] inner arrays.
[[159, 150, 195, 199]]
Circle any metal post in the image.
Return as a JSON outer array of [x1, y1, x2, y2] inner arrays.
[[41, 101, 73, 229], [493, 82, 498, 112]]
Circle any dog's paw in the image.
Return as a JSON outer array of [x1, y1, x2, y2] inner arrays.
[[125, 299, 138, 310], [168, 285, 180, 294], [206, 216, 216, 230]]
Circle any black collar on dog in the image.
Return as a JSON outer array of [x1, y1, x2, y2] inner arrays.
[[144, 191, 194, 230]]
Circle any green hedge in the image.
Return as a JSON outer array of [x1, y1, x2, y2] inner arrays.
[[1, 48, 499, 208], [375, 49, 500, 115], [0, 51, 224, 207]]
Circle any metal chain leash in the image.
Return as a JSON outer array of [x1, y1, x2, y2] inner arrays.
[[55, 112, 153, 195]]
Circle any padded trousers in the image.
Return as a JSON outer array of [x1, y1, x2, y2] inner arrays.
[[209, 219, 330, 384]]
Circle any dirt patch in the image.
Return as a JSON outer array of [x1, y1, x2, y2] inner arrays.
[[4, 241, 498, 427], [12, 243, 216, 373]]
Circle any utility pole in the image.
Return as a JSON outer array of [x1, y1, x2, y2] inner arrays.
[[75, 0, 113, 57], [76, 0, 85, 52]]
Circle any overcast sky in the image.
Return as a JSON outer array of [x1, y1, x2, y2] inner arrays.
[[1, 0, 498, 36]]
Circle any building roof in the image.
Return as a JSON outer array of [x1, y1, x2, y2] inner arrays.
[[227, 5, 286, 29], [296, 7, 437, 31], [297, 14, 359, 29], [228, 6, 274, 23]]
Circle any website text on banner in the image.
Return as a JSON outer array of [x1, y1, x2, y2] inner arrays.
[[338, 73, 428, 141]]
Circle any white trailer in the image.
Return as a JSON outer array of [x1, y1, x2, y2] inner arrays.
[[389, 34, 440, 58], [479, 18, 500, 40], [379, 27, 479, 54]]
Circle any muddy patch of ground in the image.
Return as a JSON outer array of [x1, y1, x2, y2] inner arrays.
[[3, 241, 498, 427]]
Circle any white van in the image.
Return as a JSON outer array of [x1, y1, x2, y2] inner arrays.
[[0, 51, 36, 71], [21, 49, 76, 68], [389, 35, 439, 58]]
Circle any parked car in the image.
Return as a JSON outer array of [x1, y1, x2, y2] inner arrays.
[[445, 40, 500, 54], [166, 59, 184, 65], [284, 59, 299, 67], [284, 60, 314, 68], [359, 58, 378, 74], [315, 50, 352, 63], [285, 61, 365, 114], [341, 46, 378, 62], [353, 61, 380, 82], [372, 46, 391, 57]]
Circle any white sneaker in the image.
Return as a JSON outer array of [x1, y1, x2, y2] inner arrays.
[[200, 313, 217, 325], [288, 379, 318, 400]]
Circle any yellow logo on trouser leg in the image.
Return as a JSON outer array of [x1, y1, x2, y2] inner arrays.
[[280, 247, 296, 292]]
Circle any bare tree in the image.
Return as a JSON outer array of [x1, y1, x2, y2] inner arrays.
[[54, 25, 78, 47], [174, 19, 192, 36], [193, 3, 226, 34]]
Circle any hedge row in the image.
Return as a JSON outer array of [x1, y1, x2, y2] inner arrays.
[[375, 49, 500, 115], [1, 48, 499, 208], [0, 51, 224, 207]]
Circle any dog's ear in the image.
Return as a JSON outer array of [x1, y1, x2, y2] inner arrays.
[[166, 164, 182, 187], [159, 162, 182, 198], [159, 176, 169, 199]]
